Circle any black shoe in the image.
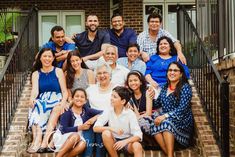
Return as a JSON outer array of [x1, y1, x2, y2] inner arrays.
[[46, 147, 55, 153], [37, 147, 47, 153]]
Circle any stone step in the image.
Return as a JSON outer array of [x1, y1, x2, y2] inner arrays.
[[18, 148, 198, 157]]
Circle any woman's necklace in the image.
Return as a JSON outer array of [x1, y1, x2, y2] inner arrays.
[[99, 83, 112, 93], [169, 84, 175, 91], [134, 93, 142, 111], [75, 69, 83, 78], [41, 66, 53, 75]]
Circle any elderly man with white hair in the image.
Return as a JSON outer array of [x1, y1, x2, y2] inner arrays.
[[86, 45, 130, 86]]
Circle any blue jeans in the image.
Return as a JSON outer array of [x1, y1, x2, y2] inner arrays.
[[82, 128, 106, 157]]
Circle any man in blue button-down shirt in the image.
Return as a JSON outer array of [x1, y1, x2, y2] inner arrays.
[[41, 26, 75, 68], [73, 15, 110, 62], [108, 13, 137, 58]]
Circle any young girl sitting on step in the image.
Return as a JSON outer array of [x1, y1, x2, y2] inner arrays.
[[52, 88, 102, 157]]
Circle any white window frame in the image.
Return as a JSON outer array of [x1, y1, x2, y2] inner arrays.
[[38, 11, 60, 46], [61, 11, 85, 36], [110, 0, 119, 28], [143, 0, 195, 31], [143, 2, 164, 31], [38, 10, 85, 46]]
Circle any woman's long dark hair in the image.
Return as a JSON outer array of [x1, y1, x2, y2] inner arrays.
[[166, 62, 189, 100], [156, 36, 177, 56], [66, 50, 88, 89], [32, 48, 57, 72], [126, 70, 147, 94]]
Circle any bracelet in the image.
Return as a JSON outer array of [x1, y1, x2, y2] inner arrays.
[[165, 113, 169, 118]]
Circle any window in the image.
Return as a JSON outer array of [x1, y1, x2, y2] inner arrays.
[[143, 4, 163, 31], [38, 10, 85, 47], [110, 0, 120, 24]]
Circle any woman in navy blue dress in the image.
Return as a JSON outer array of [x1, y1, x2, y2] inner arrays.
[[27, 48, 68, 153], [151, 62, 194, 157]]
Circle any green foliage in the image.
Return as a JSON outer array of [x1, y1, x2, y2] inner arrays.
[[0, 11, 18, 43]]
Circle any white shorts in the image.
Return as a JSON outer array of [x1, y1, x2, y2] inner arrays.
[[53, 131, 85, 152]]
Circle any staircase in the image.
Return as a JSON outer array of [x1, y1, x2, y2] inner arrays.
[[0, 4, 232, 157], [0, 77, 222, 157]]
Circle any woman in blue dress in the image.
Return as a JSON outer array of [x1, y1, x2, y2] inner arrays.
[[27, 48, 68, 153], [151, 62, 194, 157], [145, 36, 190, 89]]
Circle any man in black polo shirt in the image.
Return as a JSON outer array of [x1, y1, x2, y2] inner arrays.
[[73, 15, 110, 61]]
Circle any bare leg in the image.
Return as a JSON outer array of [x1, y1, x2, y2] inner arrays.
[[66, 141, 86, 157], [127, 142, 143, 157], [56, 133, 80, 157], [27, 125, 42, 153], [102, 130, 118, 157], [154, 133, 167, 154], [163, 131, 175, 157], [29, 125, 37, 147], [41, 105, 62, 148]]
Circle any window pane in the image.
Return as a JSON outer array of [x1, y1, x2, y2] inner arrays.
[[65, 15, 81, 37], [167, 5, 178, 38], [42, 16, 57, 44], [144, 5, 163, 31]]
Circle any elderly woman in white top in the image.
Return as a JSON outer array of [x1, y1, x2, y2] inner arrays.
[[85, 63, 118, 157], [86, 63, 117, 110]]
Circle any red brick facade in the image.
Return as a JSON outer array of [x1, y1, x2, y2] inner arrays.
[[216, 58, 235, 154], [119, 0, 143, 33], [0, 0, 143, 32]]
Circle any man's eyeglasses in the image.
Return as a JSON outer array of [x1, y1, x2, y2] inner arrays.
[[168, 69, 180, 73]]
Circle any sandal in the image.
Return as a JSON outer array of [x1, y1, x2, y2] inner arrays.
[[27, 145, 40, 153], [36, 147, 47, 153]]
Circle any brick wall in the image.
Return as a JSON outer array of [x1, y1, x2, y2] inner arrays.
[[0, 0, 144, 33], [119, 0, 143, 34], [216, 58, 235, 151], [189, 80, 221, 157], [0, 0, 110, 28]]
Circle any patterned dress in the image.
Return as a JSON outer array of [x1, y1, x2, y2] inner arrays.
[[28, 67, 62, 132], [151, 83, 194, 146]]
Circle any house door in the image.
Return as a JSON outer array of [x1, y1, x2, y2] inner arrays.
[[38, 10, 85, 47]]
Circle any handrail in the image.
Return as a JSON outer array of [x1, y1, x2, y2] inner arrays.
[[178, 5, 230, 157], [0, 6, 38, 150], [180, 6, 223, 83], [0, 7, 38, 81]]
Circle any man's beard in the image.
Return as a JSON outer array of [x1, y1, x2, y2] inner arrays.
[[88, 26, 98, 32], [106, 60, 114, 65]]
